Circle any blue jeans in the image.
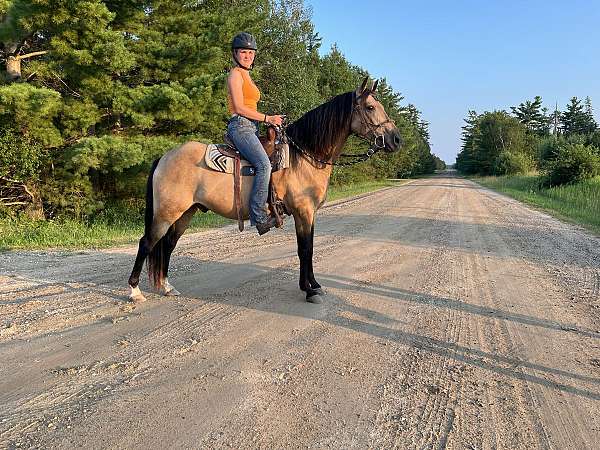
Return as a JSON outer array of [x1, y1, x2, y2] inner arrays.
[[227, 115, 272, 225]]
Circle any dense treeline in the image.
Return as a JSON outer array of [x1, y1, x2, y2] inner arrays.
[[0, 0, 441, 219], [456, 96, 600, 186]]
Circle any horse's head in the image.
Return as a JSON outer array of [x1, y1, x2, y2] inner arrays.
[[351, 78, 402, 152]]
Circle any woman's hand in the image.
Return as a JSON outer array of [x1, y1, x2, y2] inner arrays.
[[266, 115, 284, 126]]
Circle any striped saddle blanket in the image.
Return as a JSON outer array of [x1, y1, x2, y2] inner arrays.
[[204, 143, 290, 175]]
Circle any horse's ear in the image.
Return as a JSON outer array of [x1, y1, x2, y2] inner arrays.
[[371, 79, 379, 93], [356, 77, 369, 97]]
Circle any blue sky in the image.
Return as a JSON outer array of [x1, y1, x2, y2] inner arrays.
[[307, 0, 600, 163]]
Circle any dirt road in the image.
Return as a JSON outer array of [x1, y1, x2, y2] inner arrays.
[[2, 175, 600, 449]]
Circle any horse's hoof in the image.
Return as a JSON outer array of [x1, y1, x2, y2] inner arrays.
[[163, 287, 180, 297], [129, 293, 147, 303], [306, 294, 323, 304], [129, 285, 146, 303], [313, 287, 325, 296], [160, 279, 180, 296]]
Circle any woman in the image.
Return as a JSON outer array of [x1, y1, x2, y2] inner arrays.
[[227, 32, 284, 235]]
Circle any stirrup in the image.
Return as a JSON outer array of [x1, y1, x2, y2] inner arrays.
[[256, 217, 278, 235]]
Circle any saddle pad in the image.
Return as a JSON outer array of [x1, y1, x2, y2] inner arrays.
[[205, 143, 290, 175], [205, 144, 250, 174]]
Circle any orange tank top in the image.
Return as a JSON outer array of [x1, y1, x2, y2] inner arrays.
[[228, 67, 260, 114]]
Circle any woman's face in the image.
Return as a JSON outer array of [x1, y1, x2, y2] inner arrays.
[[236, 48, 256, 67]]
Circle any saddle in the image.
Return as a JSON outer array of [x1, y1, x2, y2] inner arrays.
[[204, 126, 290, 232]]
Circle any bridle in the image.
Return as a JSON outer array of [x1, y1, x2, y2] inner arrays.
[[283, 91, 396, 167], [352, 90, 396, 153]]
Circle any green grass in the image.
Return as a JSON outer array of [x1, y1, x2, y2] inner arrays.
[[0, 179, 403, 250], [473, 174, 600, 234], [0, 209, 231, 251], [326, 179, 401, 202]]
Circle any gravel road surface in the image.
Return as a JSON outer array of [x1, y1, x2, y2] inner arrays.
[[2, 174, 600, 449]]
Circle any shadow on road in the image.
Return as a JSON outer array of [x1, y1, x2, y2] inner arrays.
[[3, 248, 600, 401]]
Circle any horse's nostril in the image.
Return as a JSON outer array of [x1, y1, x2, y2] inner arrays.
[[394, 134, 401, 146]]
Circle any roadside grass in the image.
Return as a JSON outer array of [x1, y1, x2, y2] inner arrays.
[[326, 179, 401, 202], [473, 174, 600, 234], [0, 179, 402, 250]]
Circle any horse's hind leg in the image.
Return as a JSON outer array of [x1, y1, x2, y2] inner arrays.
[[158, 205, 199, 296], [128, 218, 172, 303]]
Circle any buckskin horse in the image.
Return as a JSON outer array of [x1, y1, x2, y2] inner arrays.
[[128, 78, 402, 304]]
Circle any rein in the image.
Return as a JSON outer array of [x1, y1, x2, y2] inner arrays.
[[282, 91, 394, 167], [285, 132, 381, 167]]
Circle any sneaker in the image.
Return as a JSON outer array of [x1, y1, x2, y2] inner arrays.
[[256, 216, 278, 236]]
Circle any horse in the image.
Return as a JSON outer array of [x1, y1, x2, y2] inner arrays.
[[127, 77, 402, 304]]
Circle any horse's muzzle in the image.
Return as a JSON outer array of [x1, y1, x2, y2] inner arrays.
[[384, 129, 402, 152]]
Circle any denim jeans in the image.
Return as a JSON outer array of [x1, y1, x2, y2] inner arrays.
[[227, 115, 272, 225]]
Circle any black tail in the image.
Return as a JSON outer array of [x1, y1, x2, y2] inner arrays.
[[144, 159, 172, 289], [144, 159, 160, 237], [147, 224, 175, 290]]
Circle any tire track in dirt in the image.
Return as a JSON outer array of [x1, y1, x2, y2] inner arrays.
[[190, 190, 420, 448], [472, 186, 600, 449], [367, 181, 471, 449]]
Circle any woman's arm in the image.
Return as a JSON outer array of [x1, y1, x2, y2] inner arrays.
[[227, 70, 282, 125]]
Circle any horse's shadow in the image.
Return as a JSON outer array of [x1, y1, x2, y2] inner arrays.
[[173, 258, 600, 401]]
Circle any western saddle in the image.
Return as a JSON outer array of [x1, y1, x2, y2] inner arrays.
[[217, 126, 290, 232]]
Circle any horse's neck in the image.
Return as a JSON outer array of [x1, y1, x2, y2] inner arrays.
[[323, 131, 352, 162], [282, 130, 350, 185], [274, 121, 351, 208]]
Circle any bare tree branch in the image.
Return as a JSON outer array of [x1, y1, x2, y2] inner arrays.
[[15, 50, 48, 61], [51, 71, 82, 98]]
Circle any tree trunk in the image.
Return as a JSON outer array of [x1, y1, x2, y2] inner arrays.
[[6, 55, 21, 80], [4, 51, 48, 81]]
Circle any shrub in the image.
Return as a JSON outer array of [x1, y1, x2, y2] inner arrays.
[[0, 129, 46, 182], [0, 129, 47, 217], [0, 83, 63, 147], [38, 169, 105, 219], [494, 151, 534, 175], [542, 143, 600, 187], [587, 130, 600, 149], [537, 136, 565, 166]]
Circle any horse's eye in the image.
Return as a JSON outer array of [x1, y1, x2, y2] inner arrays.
[[367, 105, 375, 111]]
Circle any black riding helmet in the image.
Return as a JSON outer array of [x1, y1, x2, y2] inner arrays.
[[231, 32, 257, 70]]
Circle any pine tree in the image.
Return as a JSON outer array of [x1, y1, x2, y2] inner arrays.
[[317, 44, 362, 100], [255, 0, 321, 120], [511, 96, 550, 135], [583, 97, 598, 133], [0, 0, 422, 216], [561, 97, 597, 136], [456, 110, 480, 174]]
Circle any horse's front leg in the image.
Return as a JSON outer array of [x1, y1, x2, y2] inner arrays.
[[306, 222, 324, 295], [294, 210, 324, 303]]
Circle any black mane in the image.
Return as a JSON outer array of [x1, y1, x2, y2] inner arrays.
[[286, 91, 355, 163]]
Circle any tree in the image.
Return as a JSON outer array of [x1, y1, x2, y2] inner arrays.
[[561, 97, 597, 136], [255, 0, 321, 119], [511, 96, 550, 135], [317, 44, 362, 100], [0, 0, 426, 217], [456, 110, 481, 174], [456, 110, 531, 175], [432, 155, 446, 170], [583, 96, 598, 133]]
